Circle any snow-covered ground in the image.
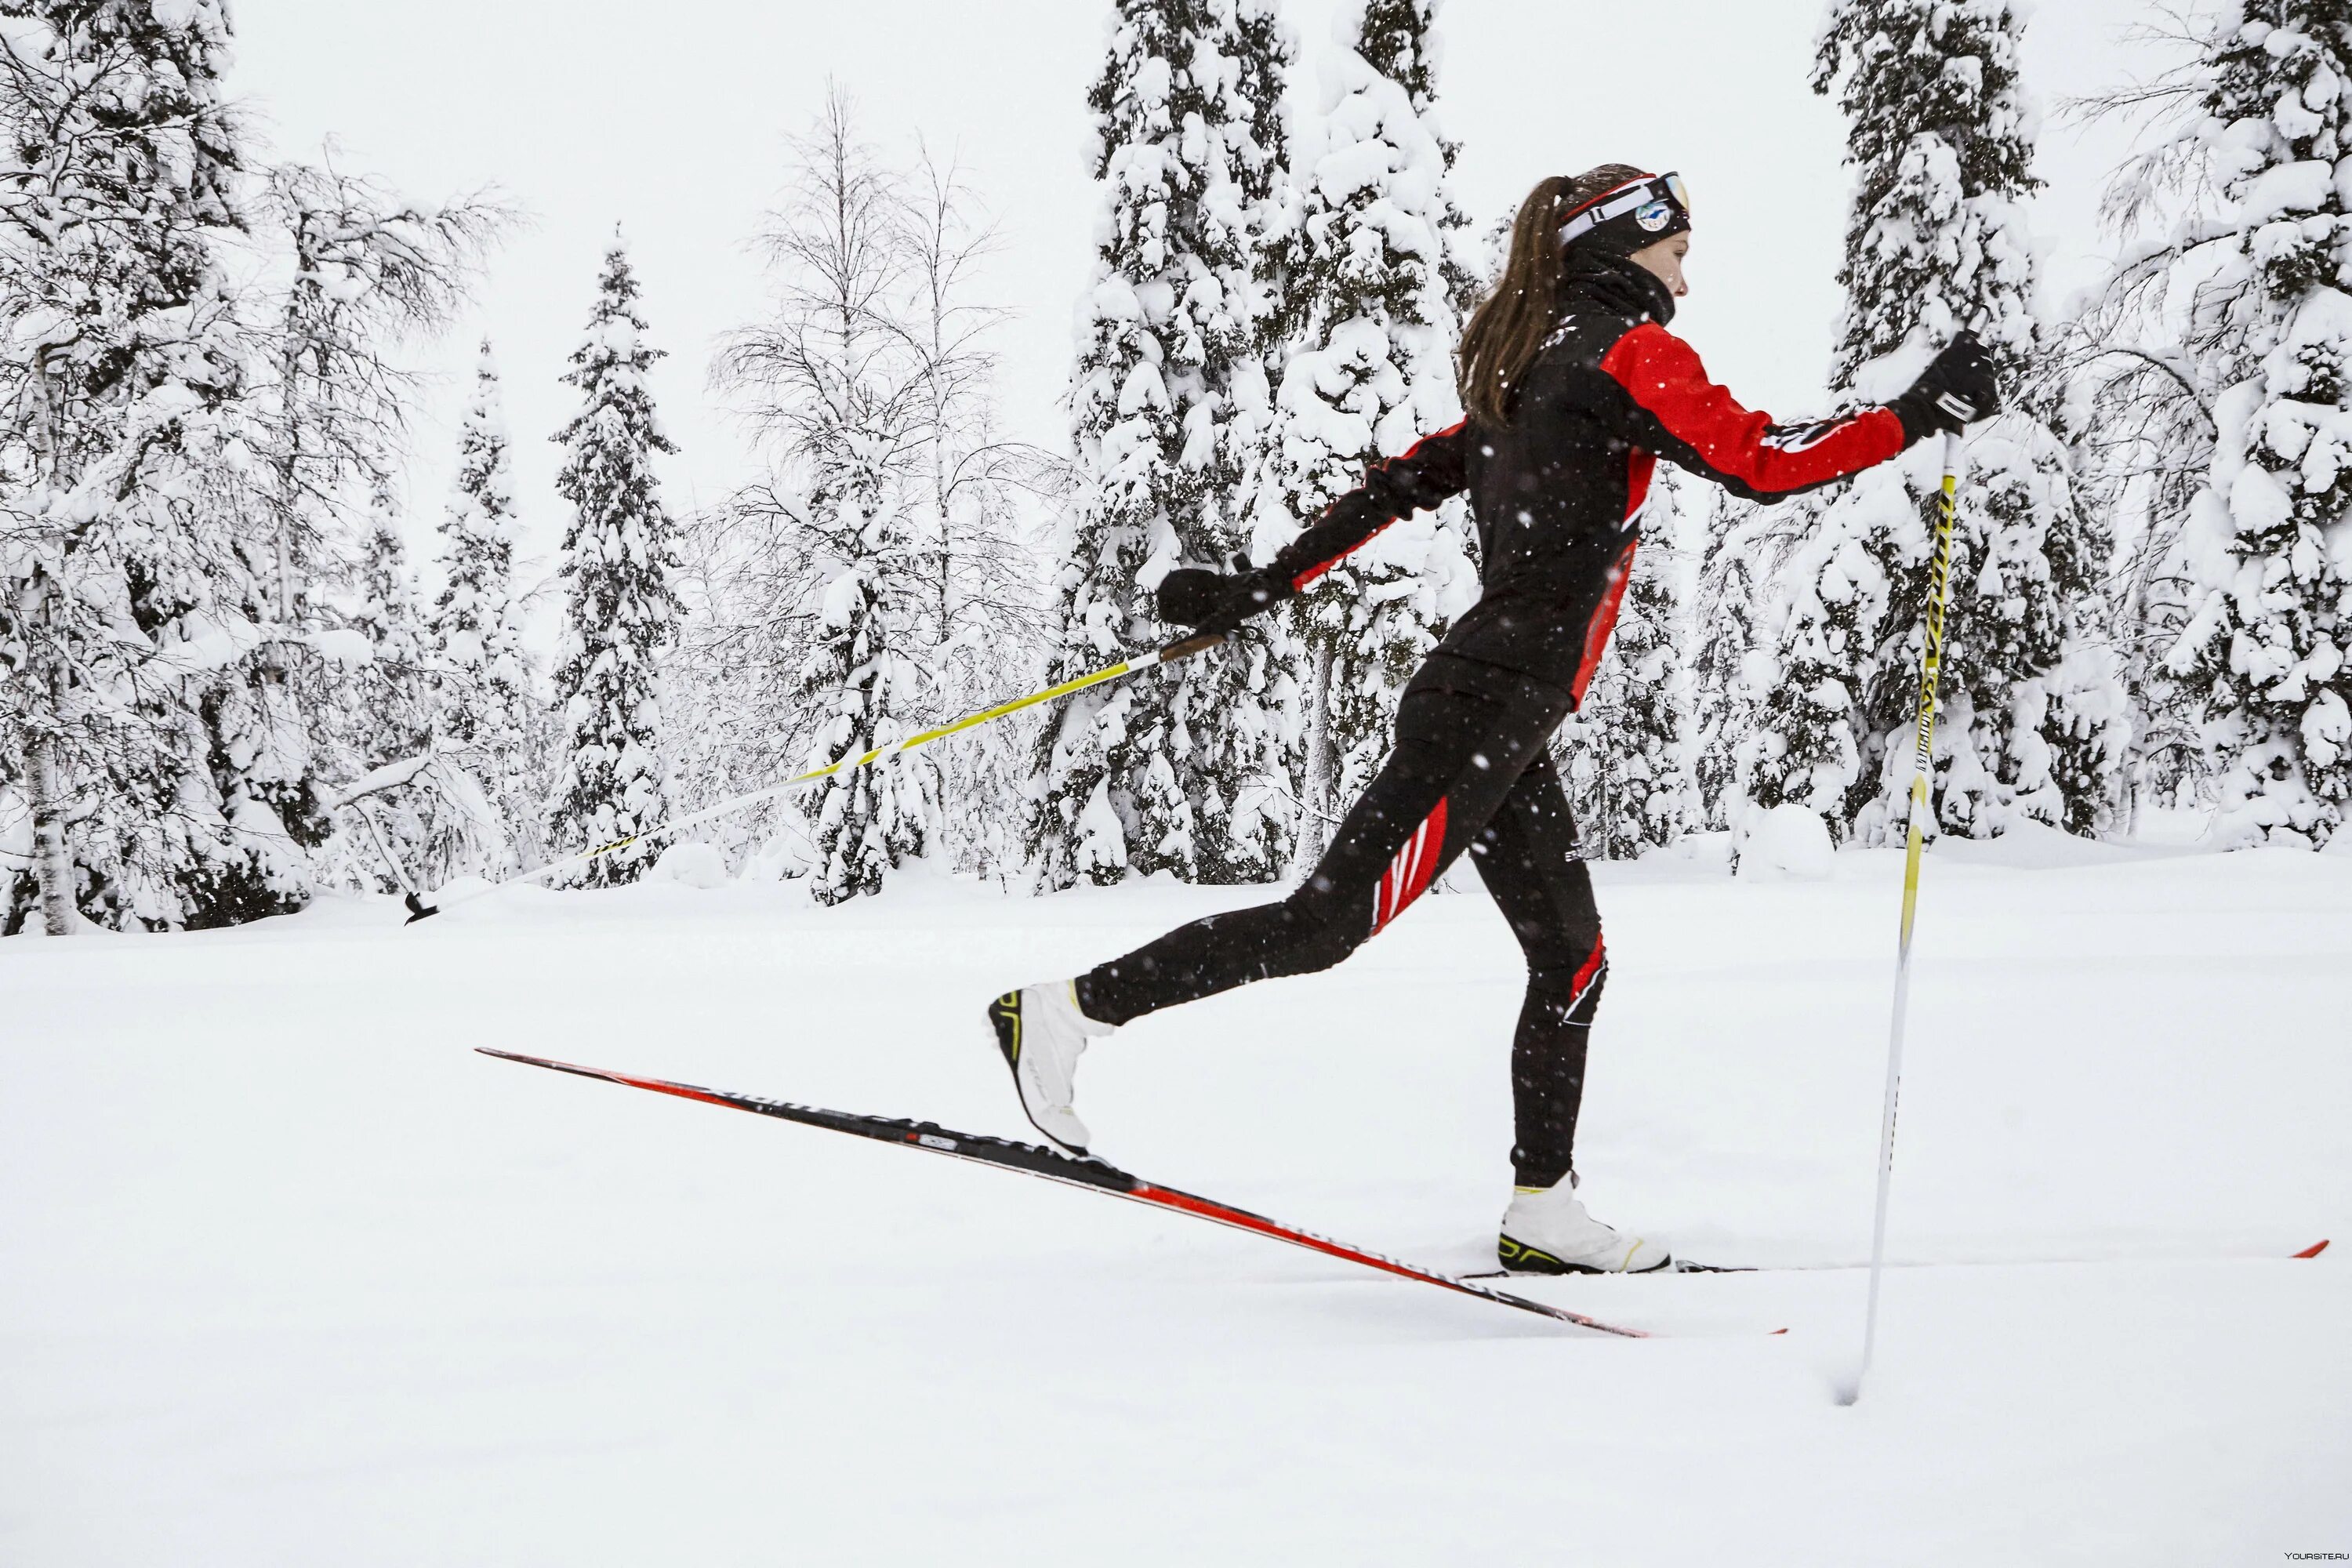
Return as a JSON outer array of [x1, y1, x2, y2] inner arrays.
[[5, 836, 2347, 1565]]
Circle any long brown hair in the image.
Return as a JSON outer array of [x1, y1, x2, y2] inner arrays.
[[1457, 165, 1648, 426]]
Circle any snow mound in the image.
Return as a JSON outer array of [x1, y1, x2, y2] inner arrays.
[[1737, 804, 1835, 880], [1663, 829, 1734, 867], [651, 841, 729, 889]]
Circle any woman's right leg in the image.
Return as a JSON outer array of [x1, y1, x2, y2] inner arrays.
[[1468, 750, 1606, 1191], [1474, 753, 1668, 1272], [1072, 681, 1563, 1028]]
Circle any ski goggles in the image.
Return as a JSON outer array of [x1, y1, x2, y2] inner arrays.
[[1557, 172, 1691, 250]]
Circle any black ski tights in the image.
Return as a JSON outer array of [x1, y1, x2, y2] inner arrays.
[[1075, 661, 1607, 1188]]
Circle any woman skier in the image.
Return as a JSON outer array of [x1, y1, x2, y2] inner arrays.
[[987, 165, 1998, 1274]]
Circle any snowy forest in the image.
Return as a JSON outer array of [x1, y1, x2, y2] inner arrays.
[[8, 4, 2348, 1560], [5, 0, 2349, 936]]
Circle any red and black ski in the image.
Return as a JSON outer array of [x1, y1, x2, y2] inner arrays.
[[1505, 1238, 2330, 1276], [478, 1046, 1650, 1338]]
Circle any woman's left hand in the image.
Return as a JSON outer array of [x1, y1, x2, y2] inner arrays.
[[1156, 564, 1290, 633]]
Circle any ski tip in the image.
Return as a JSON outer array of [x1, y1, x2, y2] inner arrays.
[[475, 1047, 593, 1077], [2293, 1239, 2330, 1260]]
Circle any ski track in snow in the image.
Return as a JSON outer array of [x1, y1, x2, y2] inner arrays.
[[4, 841, 2348, 1564]]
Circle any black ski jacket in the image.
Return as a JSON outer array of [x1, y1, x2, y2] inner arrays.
[[1265, 251, 1916, 705]]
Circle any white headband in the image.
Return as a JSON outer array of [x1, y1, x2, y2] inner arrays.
[[1557, 173, 1690, 249]]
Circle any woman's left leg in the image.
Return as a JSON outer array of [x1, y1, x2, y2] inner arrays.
[[987, 672, 1573, 1154], [1073, 680, 1564, 1028]]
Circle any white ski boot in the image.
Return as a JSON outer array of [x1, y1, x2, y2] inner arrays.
[[985, 982, 1114, 1156], [1497, 1176, 1671, 1275]]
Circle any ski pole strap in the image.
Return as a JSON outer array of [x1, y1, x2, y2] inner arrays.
[[436, 632, 1231, 909]]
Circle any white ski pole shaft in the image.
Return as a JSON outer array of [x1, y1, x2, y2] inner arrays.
[[1854, 431, 1963, 1403]]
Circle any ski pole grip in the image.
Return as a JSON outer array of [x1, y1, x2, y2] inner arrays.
[[1156, 633, 1229, 665]]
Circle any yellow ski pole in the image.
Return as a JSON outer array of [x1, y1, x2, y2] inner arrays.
[[1848, 431, 1963, 1405], [411, 631, 1230, 920]]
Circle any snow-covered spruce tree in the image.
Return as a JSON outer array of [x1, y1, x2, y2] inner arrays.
[[424, 342, 539, 880], [1690, 490, 1784, 830], [1556, 482, 1700, 858], [1029, 0, 1298, 889], [252, 158, 505, 888], [543, 241, 682, 887], [2151, 5, 2352, 848], [1740, 0, 2117, 846], [2050, 161, 2230, 831], [710, 92, 932, 904], [1265, 0, 1477, 862], [2046, 311, 2198, 829], [0, 0, 314, 932], [254, 161, 503, 663], [324, 477, 437, 891]]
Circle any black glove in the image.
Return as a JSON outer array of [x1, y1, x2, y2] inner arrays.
[[1889, 330, 2000, 442], [1156, 561, 1290, 635]]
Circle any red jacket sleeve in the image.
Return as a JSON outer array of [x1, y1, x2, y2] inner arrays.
[[1599, 324, 1904, 501], [1269, 423, 1470, 591]]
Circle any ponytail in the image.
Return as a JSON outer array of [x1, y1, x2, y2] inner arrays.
[[1458, 165, 1648, 427]]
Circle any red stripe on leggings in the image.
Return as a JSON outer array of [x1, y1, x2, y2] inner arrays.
[[1372, 798, 1449, 935], [1566, 935, 1607, 1010]]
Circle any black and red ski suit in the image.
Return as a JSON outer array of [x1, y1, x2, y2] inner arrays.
[[1076, 251, 1918, 1187]]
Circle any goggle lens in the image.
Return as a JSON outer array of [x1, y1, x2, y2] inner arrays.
[[1663, 172, 1690, 215]]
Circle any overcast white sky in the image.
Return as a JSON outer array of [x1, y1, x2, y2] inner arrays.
[[227, 0, 2166, 598]]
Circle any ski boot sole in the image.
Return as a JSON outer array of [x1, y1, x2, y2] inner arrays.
[[1496, 1232, 1675, 1276]]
